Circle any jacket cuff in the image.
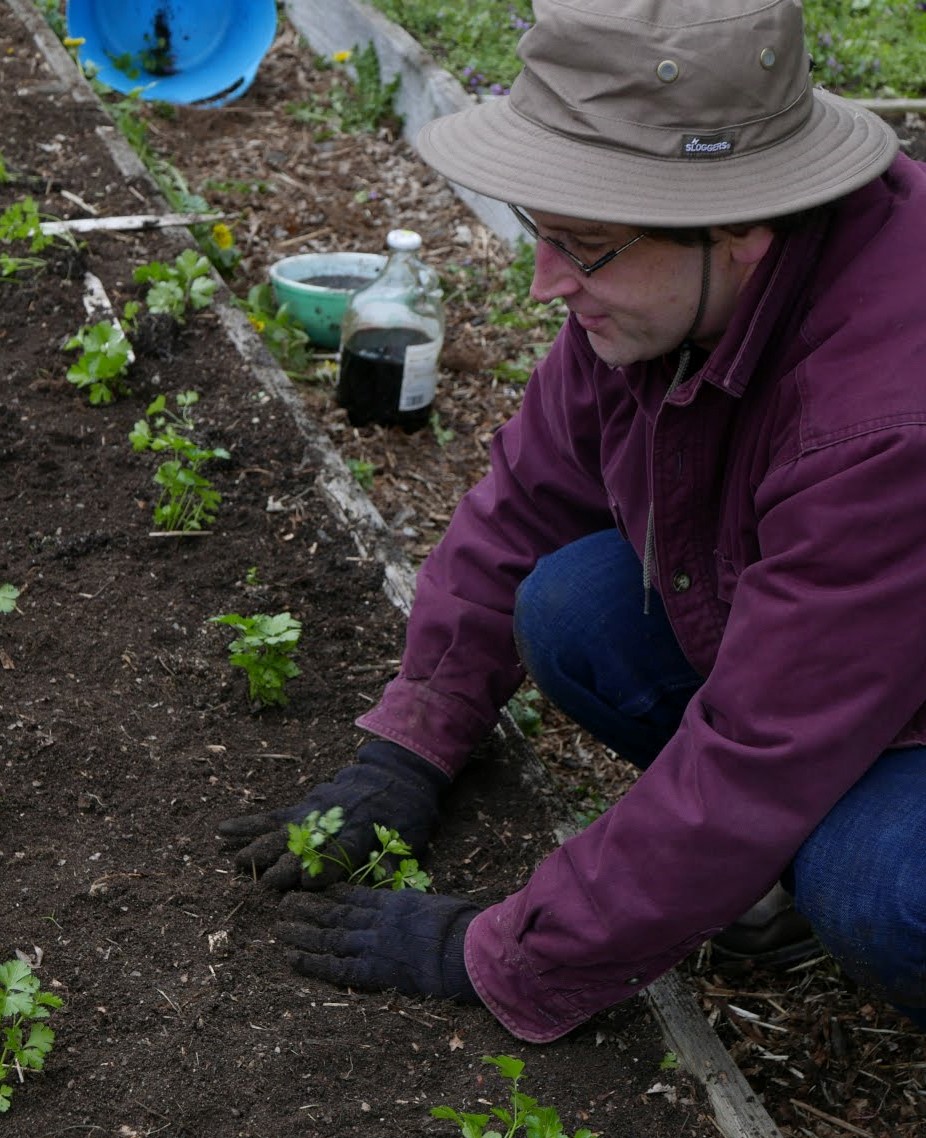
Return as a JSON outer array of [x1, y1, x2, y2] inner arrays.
[[356, 674, 496, 779]]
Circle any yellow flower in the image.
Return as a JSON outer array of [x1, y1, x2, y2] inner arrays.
[[332, 50, 353, 64], [63, 37, 85, 48], [211, 222, 234, 250], [248, 314, 266, 333]]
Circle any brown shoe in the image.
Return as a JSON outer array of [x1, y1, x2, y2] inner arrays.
[[711, 883, 820, 967]]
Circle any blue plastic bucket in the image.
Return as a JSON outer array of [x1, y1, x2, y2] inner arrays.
[[66, 1, 278, 107]]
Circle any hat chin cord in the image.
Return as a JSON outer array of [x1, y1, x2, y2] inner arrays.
[[641, 235, 712, 613]]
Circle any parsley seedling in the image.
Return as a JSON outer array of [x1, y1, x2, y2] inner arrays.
[[209, 611, 302, 707], [286, 806, 432, 891], [130, 391, 230, 531], [0, 959, 64, 1114], [432, 1055, 595, 1138]]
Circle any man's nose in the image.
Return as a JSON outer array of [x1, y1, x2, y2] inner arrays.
[[529, 240, 580, 304]]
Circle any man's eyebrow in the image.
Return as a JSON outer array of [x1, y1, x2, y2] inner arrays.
[[541, 219, 614, 238]]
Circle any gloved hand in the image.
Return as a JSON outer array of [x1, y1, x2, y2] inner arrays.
[[217, 739, 450, 891], [276, 885, 482, 1001]]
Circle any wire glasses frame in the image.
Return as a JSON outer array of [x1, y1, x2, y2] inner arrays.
[[507, 203, 646, 276]]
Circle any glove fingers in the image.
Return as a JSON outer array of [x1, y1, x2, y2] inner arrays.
[[259, 851, 312, 892], [283, 946, 366, 988], [217, 811, 279, 843], [279, 890, 382, 927], [233, 829, 291, 875], [277, 919, 369, 953]]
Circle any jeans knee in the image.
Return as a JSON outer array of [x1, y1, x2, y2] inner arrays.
[[512, 561, 573, 691], [800, 859, 926, 1009]]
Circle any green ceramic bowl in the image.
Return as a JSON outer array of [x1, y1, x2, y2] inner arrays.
[[269, 252, 387, 349]]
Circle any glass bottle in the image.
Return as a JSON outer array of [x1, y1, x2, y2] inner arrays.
[[336, 229, 444, 433]]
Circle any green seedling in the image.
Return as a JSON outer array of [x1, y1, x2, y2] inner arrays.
[[430, 411, 456, 447], [0, 584, 21, 614], [129, 391, 230, 531], [347, 457, 376, 491], [507, 686, 543, 738], [65, 306, 139, 404], [35, 0, 67, 38], [0, 197, 54, 254], [287, 806, 432, 891], [239, 284, 314, 377], [0, 959, 64, 1114], [133, 248, 217, 322], [209, 611, 302, 707], [432, 1054, 595, 1138]]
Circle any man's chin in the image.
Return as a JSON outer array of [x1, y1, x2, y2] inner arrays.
[[585, 329, 625, 369]]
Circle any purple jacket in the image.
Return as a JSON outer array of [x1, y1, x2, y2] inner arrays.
[[358, 154, 926, 1041]]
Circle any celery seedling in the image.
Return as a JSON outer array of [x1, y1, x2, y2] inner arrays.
[[0, 959, 63, 1114], [65, 310, 138, 404], [287, 806, 432, 891], [133, 248, 217, 322], [432, 1055, 595, 1138], [130, 392, 229, 531], [209, 611, 302, 707]]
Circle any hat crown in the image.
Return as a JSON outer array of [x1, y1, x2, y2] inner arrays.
[[511, 0, 813, 161]]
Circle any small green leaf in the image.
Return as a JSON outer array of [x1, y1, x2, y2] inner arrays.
[[0, 584, 20, 614]]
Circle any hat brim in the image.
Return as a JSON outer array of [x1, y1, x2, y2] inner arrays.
[[416, 89, 898, 227]]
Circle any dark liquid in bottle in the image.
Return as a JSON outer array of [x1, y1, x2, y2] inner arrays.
[[337, 327, 434, 432]]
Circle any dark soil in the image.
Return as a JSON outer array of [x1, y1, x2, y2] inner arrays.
[[0, 9, 716, 1137]]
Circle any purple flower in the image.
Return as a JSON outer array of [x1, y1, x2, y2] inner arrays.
[[817, 31, 833, 47]]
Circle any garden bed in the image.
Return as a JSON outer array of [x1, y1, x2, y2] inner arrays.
[[0, 6, 722, 1136]]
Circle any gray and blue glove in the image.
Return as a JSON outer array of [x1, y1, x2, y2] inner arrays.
[[217, 739, 449, 891], [276, 885, 481, 1001]]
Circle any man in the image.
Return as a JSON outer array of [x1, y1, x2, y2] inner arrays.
[[220, 0, 926, 1042]]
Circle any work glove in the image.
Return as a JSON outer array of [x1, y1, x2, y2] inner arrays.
[[217, 739, 450, 891], [276, 885, 482, 1002]]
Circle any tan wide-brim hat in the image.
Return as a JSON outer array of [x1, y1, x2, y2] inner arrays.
[[417, 0, 899, 227]]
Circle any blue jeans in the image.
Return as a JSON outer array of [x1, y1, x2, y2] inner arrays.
[[513, 529, 926, 1029]]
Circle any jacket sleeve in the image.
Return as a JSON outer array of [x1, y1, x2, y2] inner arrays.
[[465, 423, 926, 1041], [357, 319, 617, 776]]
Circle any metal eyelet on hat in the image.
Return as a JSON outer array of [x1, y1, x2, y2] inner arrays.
[[759, 47, 777, 69], [656, 59, 679, 82]]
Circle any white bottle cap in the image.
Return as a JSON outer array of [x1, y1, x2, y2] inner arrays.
[[386, 229, 423, 252]]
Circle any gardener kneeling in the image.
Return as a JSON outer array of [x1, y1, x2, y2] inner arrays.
[[219, 0, 926, 1042]]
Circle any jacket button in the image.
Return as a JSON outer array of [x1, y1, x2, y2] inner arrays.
[[672, 570, 692, 592], [626, 976, 641, 986]]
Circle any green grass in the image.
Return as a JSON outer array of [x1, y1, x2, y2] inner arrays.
[[368, 0, 926, 99]]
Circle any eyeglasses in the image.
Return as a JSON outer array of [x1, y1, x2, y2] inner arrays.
[[508, 203, 646, 276]]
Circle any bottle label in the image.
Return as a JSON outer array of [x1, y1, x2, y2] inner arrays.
[[399, 339, 441, 412]]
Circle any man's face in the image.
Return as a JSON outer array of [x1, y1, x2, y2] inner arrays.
[[525, 210, 768, 369]]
